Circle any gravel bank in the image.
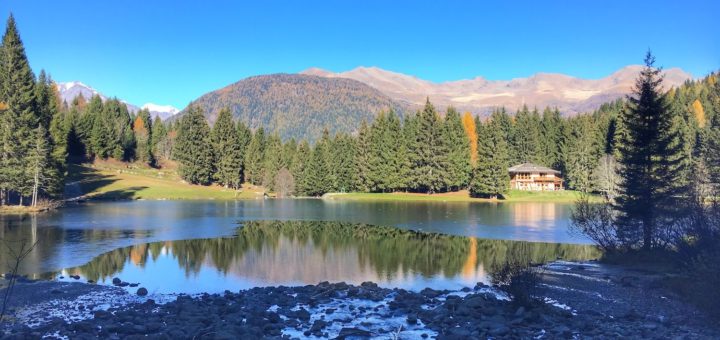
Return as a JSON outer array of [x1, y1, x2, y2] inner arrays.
[[1, 261, 718, 339]]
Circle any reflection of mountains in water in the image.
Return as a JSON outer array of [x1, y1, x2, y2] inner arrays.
[[69, 221, 600, 285]]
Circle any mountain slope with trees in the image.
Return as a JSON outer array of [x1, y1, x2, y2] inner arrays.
[[183, 73, 408, 142]]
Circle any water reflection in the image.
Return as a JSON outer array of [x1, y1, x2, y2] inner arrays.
[[59, 221, 600, 293], [1, 200, 588, 276]]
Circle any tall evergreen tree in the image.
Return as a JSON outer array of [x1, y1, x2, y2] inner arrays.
[[443, 107, 472, 191], [261, 134, 283, 190], [408, 99, 448, 193], [470, 111, 510, 198], [540, 107, 565, 170], [174, 105, 215, 185], [512, 105, 542, 164], [211, 108, 243, 188], [244, 127, 266, 185], [354, 120, 372, 192], [290, 141, 312, 196], [0, 14, 37, 205], [615, 52, 686, 249], [236, 121, 252, 184]]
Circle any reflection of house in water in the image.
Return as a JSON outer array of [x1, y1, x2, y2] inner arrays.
[[512, 203, 558, 229], [509, 163, 563, 191]]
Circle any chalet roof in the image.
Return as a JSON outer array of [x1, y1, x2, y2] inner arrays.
[[508, 163, 561, 175]]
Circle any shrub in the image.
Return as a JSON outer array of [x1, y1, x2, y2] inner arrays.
[[489, 259, 541, 307]]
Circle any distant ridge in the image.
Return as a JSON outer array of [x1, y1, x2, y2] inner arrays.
[[56, 82, 180, 120], [301, 65, 693, 115], [184, 73, 408, 142]]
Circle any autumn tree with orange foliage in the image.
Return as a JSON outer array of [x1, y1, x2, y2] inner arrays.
[[133, 109, 154, 165], [462, 112, 478, 166]]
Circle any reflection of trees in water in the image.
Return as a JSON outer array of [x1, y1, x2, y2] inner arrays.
[[70, 221, 600, 282], [0, 214, 63, 277]]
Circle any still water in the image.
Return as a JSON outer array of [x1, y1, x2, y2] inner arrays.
[[0, 200, 594, 291], [57, 221, 599, 293]]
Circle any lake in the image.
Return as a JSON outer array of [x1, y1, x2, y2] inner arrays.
[[0, 200, 597, 292]]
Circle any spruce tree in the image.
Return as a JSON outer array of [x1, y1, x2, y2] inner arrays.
[[261, 134, 283, 190], [540, 107, 565, 170], [615, 52, 686, 249], [470, 111, 510, 198], [174, 105, 215, 185], [565, 115, 601, 192], [0, 14, 38, 205], [408, 99, 448, 193], [443, 107, 471, 191], [151, 116, 169, 161], [244, 127, 265, 185], [290, 140, 312, 196], [512, 105, 542, 164], [236, 121, 252, 184], [211, 108, 242, 188], [354, 120, 372, 192]]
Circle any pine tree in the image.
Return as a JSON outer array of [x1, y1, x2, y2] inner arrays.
[[27, 125, 52, 207], [261, 134, 283, 190], [151, 116, 169, 161], [174, 105, 215, 185], [615, 52, 686, 249], [290, 141, 312, 196], [354, 120, 372, 192], [512, 105, 542, 164], [236, 121, 252, 184], [244, 127, 266, 185], [443, 107, 472, 191], [565, 115, 601, 192], [0, 14, 38, 205], [470, 112, 510, 198], [540, 107, 565, 170], [332, 133, 357, 192], [408, 99, 448, 193], [211, 108, 242, 188]]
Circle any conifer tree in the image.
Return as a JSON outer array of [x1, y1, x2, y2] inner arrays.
[[408, 99, 448, 193], [615, 52, 686, 249], [236, 121, 252, 184], [443, 107, 472, 191], [174, 105, 215, 185], [565, 115, 601, 192], [470, 111, 510, 198], [0, 14, 38, 205], [211, 108, 243, 188], [261, 134, 283, 190], [244, 127, 266, 185], [291, 140, 312, 196], [512, 105, 542, 164], [540, 107, 565, 170], [151, 116, 170, 161], [332, 133, 357, 192], [27, 125, 52, 207], [354, 120, 372, 192]]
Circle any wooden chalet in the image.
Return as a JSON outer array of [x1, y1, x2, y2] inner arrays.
[[508, 163, 563, 191]]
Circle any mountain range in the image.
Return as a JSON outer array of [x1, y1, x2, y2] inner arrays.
[[56, 82, 180, 120], [58, 65, 693, 141], [301, 65, 692, 115]]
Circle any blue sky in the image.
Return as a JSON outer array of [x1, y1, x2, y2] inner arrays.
[[1, 0, 718, 108]]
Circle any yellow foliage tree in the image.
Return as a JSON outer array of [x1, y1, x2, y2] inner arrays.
[[461, 112, 478, 166], [692, 99, 706, 128]]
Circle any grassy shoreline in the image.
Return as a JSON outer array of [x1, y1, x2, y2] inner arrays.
[[324, 189, 599, 203], [34, 161, 600, 205]]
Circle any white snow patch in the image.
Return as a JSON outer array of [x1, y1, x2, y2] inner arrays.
[[142, 103, 180, 115]]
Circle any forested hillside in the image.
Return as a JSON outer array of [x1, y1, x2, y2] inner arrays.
[[183, 74, 408, 142]]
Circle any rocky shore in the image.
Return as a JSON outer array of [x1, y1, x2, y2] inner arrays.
[[2, 261, 719, 339]]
